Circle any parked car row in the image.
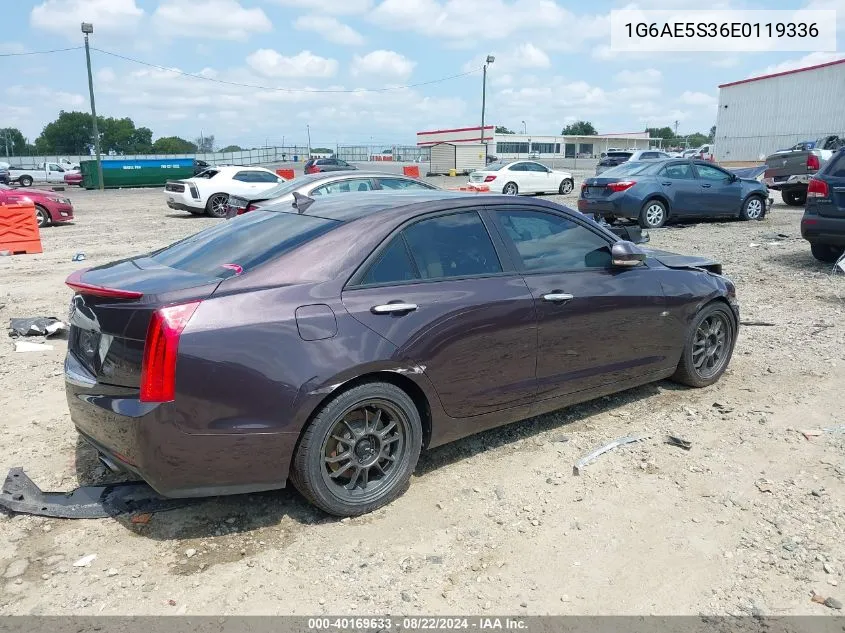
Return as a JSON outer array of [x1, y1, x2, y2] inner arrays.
[[164, 166, 286, 217]]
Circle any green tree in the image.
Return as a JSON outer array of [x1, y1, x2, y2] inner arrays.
[[152, 136, 198, 153], [646, 126, 674, 142], [709, 125, 716, 142], [495, 126, 514, 134], [311, 147, 333, 154], [0, 128, 29, 156], [99, 117, 152, 153], [34, 111, 95, 154], [220, 144, 243, 152], [686, 133, 709, 147], [561, 121, 597, 135]]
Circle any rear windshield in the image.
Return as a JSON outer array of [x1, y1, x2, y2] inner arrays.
[[606, 152, 633, 159], [194, 169, 219, 179], [150, 211, 339, 277], [485, 162, 508, 171], [602, 161, 664, 177]]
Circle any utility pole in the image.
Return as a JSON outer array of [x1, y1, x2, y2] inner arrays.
[[81, 22, 103, 190], [306, 124, 312, 158], [480, 55, 495, 146]]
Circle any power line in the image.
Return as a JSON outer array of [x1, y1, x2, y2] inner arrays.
[[91, 47, 481, 94], [0, 46, 83, 57]]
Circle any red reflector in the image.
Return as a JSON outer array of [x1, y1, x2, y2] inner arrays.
[[607, 180, 636, 192], [140, 302, 200, 403], [807, 178, 829, 198], [65, 269, 144, 299], [483, 175, 496, 182], [807, 154, 820, 171], [802, 218, 818, 225]]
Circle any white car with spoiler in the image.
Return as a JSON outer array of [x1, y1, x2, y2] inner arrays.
[[467, 160, 574, 196], [164, 165, 287, 217]]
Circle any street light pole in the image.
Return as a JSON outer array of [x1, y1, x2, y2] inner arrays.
[[480, 55, 495, 146], [306, 124, 312, 158], [521, 120, 526, 135], [82, 22, 103, 191]]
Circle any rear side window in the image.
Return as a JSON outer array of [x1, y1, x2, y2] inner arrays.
[[151, 211, 338, 278], [378, 178, 436, 190], [312, 178, 374, 195], [361, 237, 419, 285], [661, 163, 694, 179]]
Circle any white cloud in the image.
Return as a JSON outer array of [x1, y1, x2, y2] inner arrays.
[[803, 0, 845, 27], [152, 0, 272, 40], [710, 56, 740, 68], [6, 84, 86, 109], [97, 68, 117, 83], [30, 0, 144, 38], [679, 91, 717, 107], [351, 50, 416, 80], [512, 43, 550, 68], [246, 49, 339, 78], [294, 15, 365, 46], [0, 42, 27, 54], [614, 68, 662, 84], [272, 0, 373, 14], [752, 52, 845, 77]]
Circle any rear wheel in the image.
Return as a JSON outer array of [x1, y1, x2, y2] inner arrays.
[[638, 199, 667, 229], [740, 195, 765, 221], [19, 175, 33, 187], [34, 205, 49, 228], [558, 179, 574, 195], [672, 302, 736, 388], [205, 193, 229, 218], [810, 243, 844, 263], [503, 182, 518, 195], [290, 382, 423, 517], [782, 189, 806, 207]]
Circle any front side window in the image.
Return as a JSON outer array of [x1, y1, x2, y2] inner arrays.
[[497, 210, 612, 272], [524, 162, 548, 172], [508, 163, 527, 172], [661, 163, 694, 180], [695, 164, 730, 181]]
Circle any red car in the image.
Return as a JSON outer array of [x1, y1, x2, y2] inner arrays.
[[0, 184, 74, 227], [64, 171, 83, 186]]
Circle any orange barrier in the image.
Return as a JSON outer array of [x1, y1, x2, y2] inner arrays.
[[403, 165, 420, 178], [0, 201, 42, 255], [276, 169, 295, 180]]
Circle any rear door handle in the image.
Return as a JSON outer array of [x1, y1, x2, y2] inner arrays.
[[661, 182, 672, 186], [541, 292, 574, 302], [371, 303, 418, 314], [701, 183, 712, 188]]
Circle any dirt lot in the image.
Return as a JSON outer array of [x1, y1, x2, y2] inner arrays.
[[1, 174, 844, 616]]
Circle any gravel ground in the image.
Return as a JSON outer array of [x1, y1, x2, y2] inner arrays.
[[1, 172, 844, 616]]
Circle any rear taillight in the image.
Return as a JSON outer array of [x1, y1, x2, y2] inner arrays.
[[484, 175, 496, 182], [807, 154, 820, 171], [65, 269, 143, 299], [807, 178, 829, 199], [607, 180, 636, 192], [140, 302, 200, 403]]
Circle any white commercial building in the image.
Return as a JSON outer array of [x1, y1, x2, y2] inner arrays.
[[416, 126, 653, 160], [715, 58, 845, 162]]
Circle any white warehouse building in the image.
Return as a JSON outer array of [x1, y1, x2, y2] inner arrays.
[[416, 126, 653, 160], [715, 58, 845, 162]]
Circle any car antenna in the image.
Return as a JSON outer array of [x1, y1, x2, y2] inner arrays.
[[291, 192, 315, 214]]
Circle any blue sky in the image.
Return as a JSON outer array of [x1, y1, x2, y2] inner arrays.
[[1, 0, 842, 149]]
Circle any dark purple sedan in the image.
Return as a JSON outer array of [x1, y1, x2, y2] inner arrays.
[[64, 191, 739, 516]]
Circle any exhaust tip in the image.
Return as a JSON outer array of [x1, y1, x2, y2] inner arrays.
[[98, 454, 122, 473]]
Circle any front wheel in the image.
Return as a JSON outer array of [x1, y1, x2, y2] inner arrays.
[[503, 182, 518, 195], [810, 243, 845, 263], [205, 193, 229, 218], [558, 179, 574, 195], [290, 382, 423, 517], [34, 205, 49, 228], [740, 195, 765, 221], [639, 200, 667, 229], [671, 302, 736, 388]]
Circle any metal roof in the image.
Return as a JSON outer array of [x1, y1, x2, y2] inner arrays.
[[718, 57, 845, 89]]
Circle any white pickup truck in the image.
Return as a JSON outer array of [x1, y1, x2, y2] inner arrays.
[[8, 162, 71, 187]]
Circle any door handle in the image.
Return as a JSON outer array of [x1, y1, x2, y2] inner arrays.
[[701, 183, 712, 188], [371, 303, 418, 314], [661, 182, 672, 186], [541, 292, 574, 302]]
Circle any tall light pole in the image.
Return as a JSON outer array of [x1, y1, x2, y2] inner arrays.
[[521, 120, 526, 134], [306, 124, 312, 158], [81, 22, 103, 191], [480, 55, 494, 146]]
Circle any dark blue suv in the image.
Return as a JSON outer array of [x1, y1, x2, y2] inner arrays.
[[802, 148, 845, 263]]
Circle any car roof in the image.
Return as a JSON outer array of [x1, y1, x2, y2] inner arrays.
[[212, 165, 275, 174]]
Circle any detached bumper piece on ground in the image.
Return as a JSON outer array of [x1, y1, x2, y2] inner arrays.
[[0, 467, 199, 519]]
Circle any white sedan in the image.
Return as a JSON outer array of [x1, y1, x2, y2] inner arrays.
[[164, 165, 286, 217], [467, 160, 574, 196]]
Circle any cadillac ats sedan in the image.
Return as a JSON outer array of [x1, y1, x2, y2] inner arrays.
[[65, 191, 739, 516]]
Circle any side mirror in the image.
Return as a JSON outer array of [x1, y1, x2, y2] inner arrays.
[[729, 173, 738, 182], [611, 241, 647, 267]]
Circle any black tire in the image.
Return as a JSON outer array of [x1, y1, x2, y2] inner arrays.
[[739, 195, 765, 221], [558, 179, 574, 195], [638, 199, 667, 229], [781, 189, 806, 207], [34, 205, 49, 228], [810, 243, 844, 263], [671, 302, 736, 388], [19, 176, 33, 187], [290, 381, 423, 517], [205, 193, 229, 218], [503, 182, 518, 196]]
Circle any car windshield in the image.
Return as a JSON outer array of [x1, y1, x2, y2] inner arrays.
[[601, 161, 663, 177], [150, 210, 339, 278]]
